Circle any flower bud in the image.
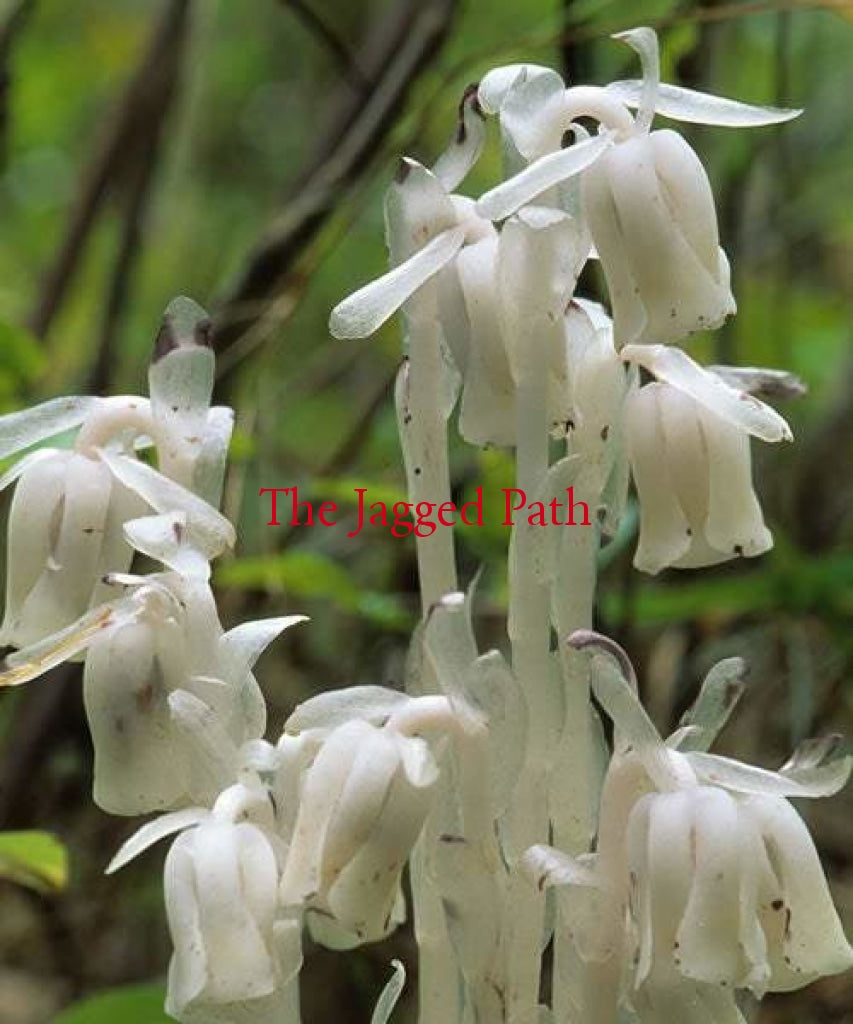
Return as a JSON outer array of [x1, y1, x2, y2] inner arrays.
[[582, 129, 735, 347], [279, 718, 438, 945], [626, 381, 771, 574]]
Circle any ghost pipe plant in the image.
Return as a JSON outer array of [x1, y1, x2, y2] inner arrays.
[[0, 23, 849, 1024], [329, 22, 849, 1024]]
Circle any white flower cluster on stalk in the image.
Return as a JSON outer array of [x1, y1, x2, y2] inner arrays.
[[0, 25, 848, 1024]]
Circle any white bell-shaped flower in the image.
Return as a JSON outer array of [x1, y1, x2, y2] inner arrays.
[[164, 818, 298, 1024], [527, 635, 853, 1023], [279, 715, 440, 946], [0, 446, 145, 648], [107, 778, 302, 1024], [622, 345, 793, 574], [0, 297, 234, 649], [475, 28, 799, 347], [626, 382, 771, 573], [0, 554, 304, 814]]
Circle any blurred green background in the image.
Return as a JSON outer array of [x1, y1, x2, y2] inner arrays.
[[0, 0, 851, 1021]]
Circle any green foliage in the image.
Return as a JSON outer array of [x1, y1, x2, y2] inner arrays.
[[53, 983, 170, 1024], [217, 548, 412, 632], [0, 830, 68, 892]]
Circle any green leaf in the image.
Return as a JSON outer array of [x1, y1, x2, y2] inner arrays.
[[0, 830, 69, 892], [52, 982, 170, 1024], [216, 549, 412, 631]]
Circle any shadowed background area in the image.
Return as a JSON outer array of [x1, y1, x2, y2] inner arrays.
[[0, 0, 851, 1021]]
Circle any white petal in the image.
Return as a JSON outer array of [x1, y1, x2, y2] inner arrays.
[[370, 960, 406, 1024], [476, 133, 612, 221], [746, 795, 853, 982], [674, 657, 746, 752], [687, 751, 852, 798], [384, 158, 457, 265], [123, 512, 211, 578], [676, 788, 743, 983], [106, 807, 209, 873], [285, 685, 412, 735], [168, 689, 242, 802], [477, 63, 559, 115], [0, 395, 99, 459], [100, 450, 235, 557], [625, 385, 692, 574], [700, 405, 773, 559], [707, 365, 806, 401], [0, 598, 129, 688], [612, 27, 660, 135], [588, 651, 683, 792], [521, 844, 599, 890], [193, 406, 235, 507], [455, 236, 517, 447], [432, 85, 486, 192], [0, 446, 59, 493], [622, 344, 792, 442], [218, 615, 307, 684], [279, 719, 371, 905], [496, 66, 570, 160], [605, 79, 801, 127], [329, 227, 465, 339]]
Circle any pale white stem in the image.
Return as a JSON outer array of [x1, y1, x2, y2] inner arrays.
[[503, 314, 553, 1023], [395, 319, 458, 612], [551, 473, 600, 1024], [395, 297, 462, 1024]]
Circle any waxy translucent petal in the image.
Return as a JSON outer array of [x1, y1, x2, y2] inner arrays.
[[193, 405, 234, 508], [0, 395, 98, 459], [621, 344, 792, 442], [612, 27, 659, 135], [477, 63, 558, 115], [106, 807, 209, 874], [218, 615, 307, 685], [675, 657, 746, 752], [285, 685, 412, 735], [605, 80, 802, 127], [330, 227, 465, 340], [123, 512, 211, 579], [476, 133, 612, 221], [708, 365, 806, 401], [432, 86, 486, 192], [522, 844, 599, 890], [100, 450, 235, 556], [687, 750, 852, 798]]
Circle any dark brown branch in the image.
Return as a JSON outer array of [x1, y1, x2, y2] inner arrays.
[[211, 0, 458, 364], [27, 0, 191, 341], [90, 6, 191, 392], [279, 0, 369, 92]]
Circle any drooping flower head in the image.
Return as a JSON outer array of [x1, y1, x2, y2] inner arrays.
[[475, 28, 799, 347], [0, 297, 234, 649], [526, 633, 853, 1023]]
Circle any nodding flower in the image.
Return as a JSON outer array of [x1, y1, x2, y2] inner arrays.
[[0, 552, 304, 815], [475, 28, 799, 348], [525, 633, 853, 1024], [620, 343, 793, 574], [0, 297, 234, 649]]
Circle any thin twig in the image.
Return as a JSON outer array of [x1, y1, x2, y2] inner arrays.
[[279, 0, 369, 92], [27, 0, 191, 341], [91, 6, 191, 392], [211, 0, 458, 364]]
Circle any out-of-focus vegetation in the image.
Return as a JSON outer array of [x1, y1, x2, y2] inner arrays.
[[0, 1, 851, 1022]]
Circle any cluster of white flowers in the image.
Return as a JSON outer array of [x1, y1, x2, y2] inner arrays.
[[0, 26, 849, 1024]]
